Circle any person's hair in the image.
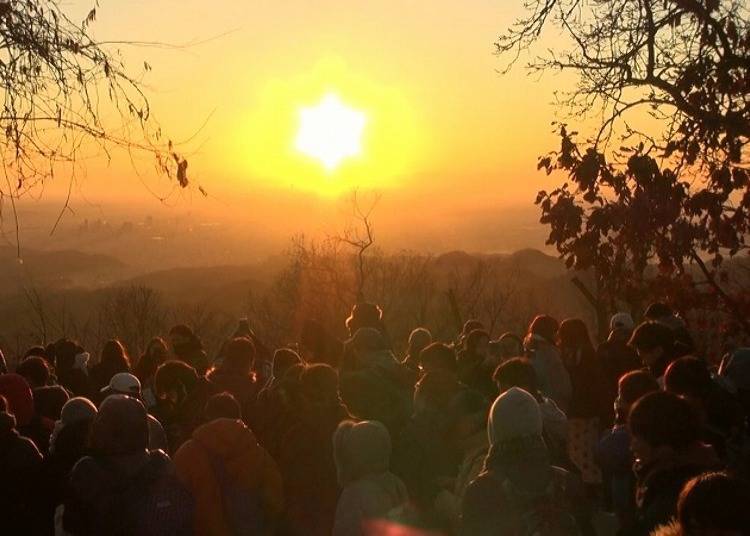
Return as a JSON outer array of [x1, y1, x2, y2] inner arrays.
[[0, 394, 8, 414], [644, 302, 673, 320], [408, 328, 432, 354], [419, 342, 457, 373], [493, 357, 538, 394], [677, 472, 750, 533], [273, 348, 302, 379], [557, 318, 594, 352], [154, 360, 199, 397], [100, 339, 131, 371], [169, 324, 195, 339], [496, 332, 522, 357], [345, 303, 383, 335], [54, 338, 83, 373], [664, 357, 712, 399], [218, 337, 255, 376], [300, 363, 339, 402], [16, 356, 50, 388], [628, 321, 675, 352], [462, 319, 484, 336], [414, 370, 461, 412], [23, 346, 49, 361], [135, 337, 168, 381], [528, 315, 559, 343], [465, 329, 490, 353], [204, 392, 241, 421], [628, 391, 700, 451], [618, 370, 659, 406]]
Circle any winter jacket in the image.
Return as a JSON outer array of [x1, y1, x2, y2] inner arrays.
[[0, 410, 44, 535], [562, 346, 608, 420], [277, 403, 350, 536], [333, 472, 409, 536], [596, 425, 635, 524], [621, 444, 719, 536], [460, 439, 593, 536], [524, 336, 572, 411], [63, 450, 194, 536], [174, 418, 283, 536]]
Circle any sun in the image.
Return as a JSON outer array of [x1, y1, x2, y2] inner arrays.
[[295, 93, 367, 171]]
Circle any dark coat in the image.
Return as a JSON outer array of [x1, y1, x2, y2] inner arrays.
[[622, 445, 719, 536], [461, 442, 593, 536], [277, 403, 350, 536], [0, 411, 45, 535], [63, 450, 194, 536]]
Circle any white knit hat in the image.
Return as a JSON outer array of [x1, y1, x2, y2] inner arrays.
[[487, 387, 542, 446]]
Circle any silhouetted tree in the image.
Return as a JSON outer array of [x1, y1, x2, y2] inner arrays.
[[0, 1, 190, 226], [499, 0, 750, 331]]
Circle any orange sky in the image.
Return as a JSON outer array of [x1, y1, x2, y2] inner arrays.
[[24, 0, 582, 248]]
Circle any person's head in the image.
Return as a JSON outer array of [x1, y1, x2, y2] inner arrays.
[[629, 321, 675, 376], [419, 342, 457, 375], [487, 387, 543, 448], [300, 363, 340, 406], [0, 373, 34, 427], [169, 324, 200, 354], [0, 394, 14, 431], [345, 303, 384, 337], [218, 337, 256, 376], [100, 339, 131, 372], [60, 397, 98, 427], [143, 337, 169, 362], [350, 327, 387, 356], [462, 319, 484, 337], [628, 391, 700, 465], [676, 472, 750, 535], [493, 357, 538, 397], [616, 370, 659, 423], [24, 345, 50, 363], [496, 332, 522, 359], [54, 338, 83, 373], [407, 327, 432, 356], [610, 312, 635, 334], [447, 388, 489, 442], [333, 419, 392, 486], [154, 360, 199, 405], [90, 395, 148, 456], [557, 318, 593, 352], [414, 370, 461, 415], [272, 348, 302, 380], [644, 302, 673, 321], [664, 357, 712, 401], [528, 315, 559, 343], [102, 372, 142, 399], [466, 329, 491, 357], [16, 356, 50, 388], [204, 392, 241, 421]]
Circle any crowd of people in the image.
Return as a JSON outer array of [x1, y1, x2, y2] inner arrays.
[[1, 302, 750, 535]]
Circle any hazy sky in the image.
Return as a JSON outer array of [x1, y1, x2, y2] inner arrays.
[[22, 1, 581, 250]]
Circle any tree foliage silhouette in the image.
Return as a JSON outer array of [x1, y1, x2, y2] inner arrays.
[[0, 1, 189, 205], [499, 0, 750, 328]]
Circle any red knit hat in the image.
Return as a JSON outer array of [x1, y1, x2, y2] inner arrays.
[[0, 374, 35, 426]]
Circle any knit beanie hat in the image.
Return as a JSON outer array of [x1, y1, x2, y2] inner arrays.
[[91, 394, 148, 456], [333, 419, 392, 486], [487, 387, 542, 447], [61, 397, 98, 425]]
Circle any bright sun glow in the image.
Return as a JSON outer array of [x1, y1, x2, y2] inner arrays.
[[295, 93, 367, 170]]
